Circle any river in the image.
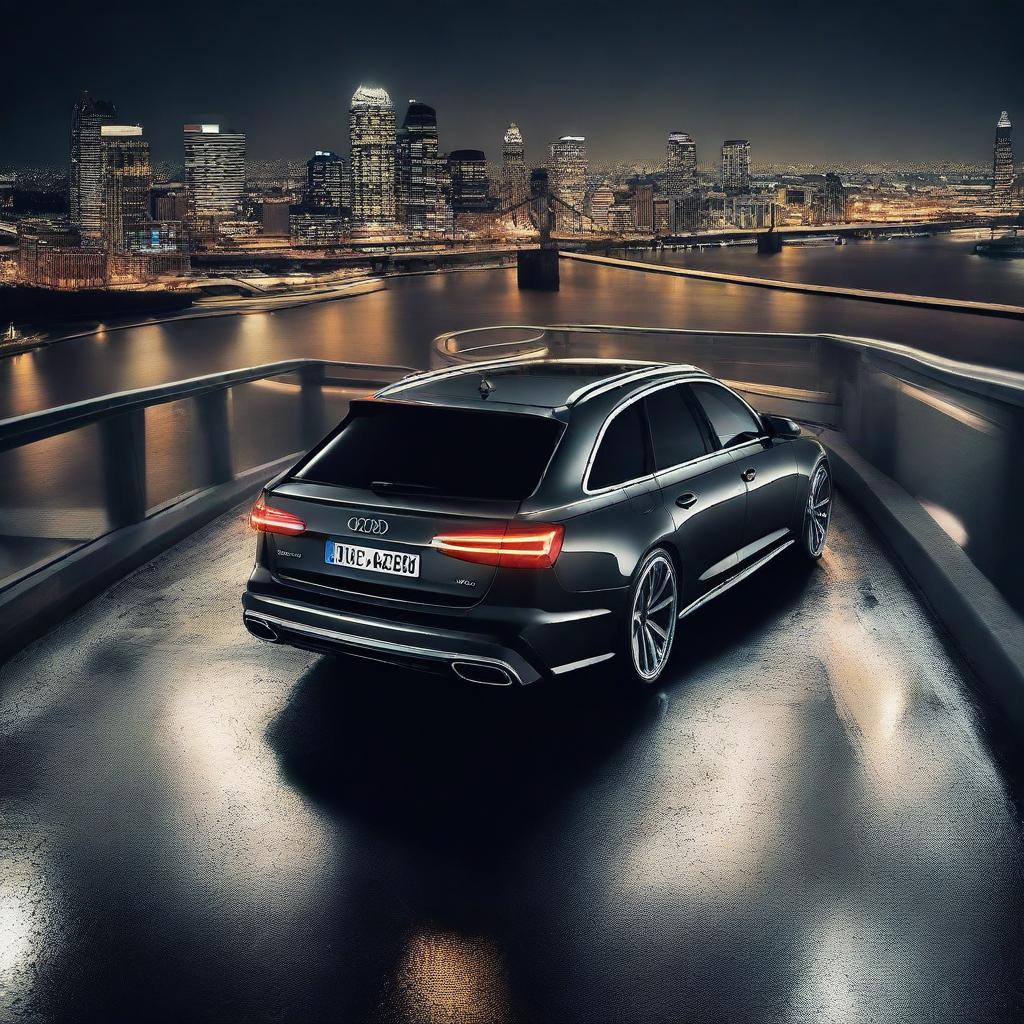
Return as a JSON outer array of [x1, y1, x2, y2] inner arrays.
[[3, 240, 1024, 420], [625, 230, 1024, 307]]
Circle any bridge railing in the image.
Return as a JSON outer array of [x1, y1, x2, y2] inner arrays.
[[0, 358, 416, 661], [432, 324, 1024, 617]]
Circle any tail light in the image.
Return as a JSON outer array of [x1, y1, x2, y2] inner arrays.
[[431, 523, 564, 569], [249, 494, 306, 536]]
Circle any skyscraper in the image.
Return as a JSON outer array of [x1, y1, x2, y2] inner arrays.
[[722, 139, 751, 195], [306, 150, 345, 209], [396, 101, 442, 232], [993, 111, 1013, 203], [630, 183, 655, 232], [349, 85, 396, 229], [549, 135, 588, 232], [587, 183, 615, 227], [820, 172, 847, 223], [447, 150, 490, 212], [665, 132, 697, 195], [501, 123, 528, 221], [99, 125, 151, 252], [183, 124, 246, 222], [70, 92, 117, 244]]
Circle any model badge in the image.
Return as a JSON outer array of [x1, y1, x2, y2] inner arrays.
[[454, 578, 477, 587], [347, 516, 389, 536]]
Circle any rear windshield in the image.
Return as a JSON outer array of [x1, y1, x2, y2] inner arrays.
[[295, 401, 565, 500]]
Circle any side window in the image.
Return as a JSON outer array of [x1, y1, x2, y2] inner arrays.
[[690, 382, 762, 449], [645, 385, 709, 470], [588, 400, 649, 490]]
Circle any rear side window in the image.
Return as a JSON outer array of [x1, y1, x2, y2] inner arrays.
[[296, 401, 564, 501], [588, 400, 649, 490], [690, 382, 762, 448], [645, 385, 708, 470]]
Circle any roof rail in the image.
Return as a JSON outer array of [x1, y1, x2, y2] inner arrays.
[[565, 363, 689, 406]]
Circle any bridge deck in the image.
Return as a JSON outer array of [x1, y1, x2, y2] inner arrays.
[[1, 496, 1022, 1022]]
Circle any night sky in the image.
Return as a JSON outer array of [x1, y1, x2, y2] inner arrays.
[[2, 0, 1021, 167]]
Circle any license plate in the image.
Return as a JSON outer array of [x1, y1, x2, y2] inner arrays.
[[325, 540, 420, 578]]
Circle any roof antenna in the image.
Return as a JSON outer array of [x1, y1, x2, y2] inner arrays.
[[478, 377, 495, 399]]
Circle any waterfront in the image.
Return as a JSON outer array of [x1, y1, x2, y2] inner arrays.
[[3, 249, 1024, 421], [631, 231, 1024, 307]]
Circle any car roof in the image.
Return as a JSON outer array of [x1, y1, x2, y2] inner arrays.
[[375, 358, 705, 413]]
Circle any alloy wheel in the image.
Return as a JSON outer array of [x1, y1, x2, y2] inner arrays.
[[630, 552, 678, 683], [805, 462, 832, 557]]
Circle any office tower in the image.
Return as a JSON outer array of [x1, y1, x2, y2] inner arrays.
[[722, 139, 751, 195], [725, 195, 774, 229], [396, 101, 442, 232], [183, 124, 246, 221], [669, 191, 703, 233], [993, 111, 1013, 202], [306, 150, 345, 209], [664, 131, 697, 195], [99, 124, 152, 252], [69, 91, 117, 244], [821, 172, 847, 223], [587, 183, 615, 227], [262, 198, 292, 236], [501, 122, 528, 220], [151, 183, 188, 222], [349, 85, 396, 228], [447, 150, 490, 212], [630, 183, 655, 232], [550, 135, 587, 231]]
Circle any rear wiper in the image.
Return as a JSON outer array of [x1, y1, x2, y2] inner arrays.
[[370, 480, 444, 496]]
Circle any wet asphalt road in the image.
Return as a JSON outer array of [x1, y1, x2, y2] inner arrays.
[[1, 496, 1023, 1023]]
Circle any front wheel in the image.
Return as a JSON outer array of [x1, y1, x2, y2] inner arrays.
[[801, 459, 832, 559], [625, 548, 679, 685]]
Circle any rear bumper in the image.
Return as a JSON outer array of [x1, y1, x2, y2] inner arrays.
[[242, 575, 621, 686]]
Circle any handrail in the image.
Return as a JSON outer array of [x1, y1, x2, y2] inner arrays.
[[0, 358, 419, 452], [432, 324, 1024, 408]]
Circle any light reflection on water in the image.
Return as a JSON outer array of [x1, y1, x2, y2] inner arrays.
[[3, 250, 1024, 422], [630, 233, 1024, 307]]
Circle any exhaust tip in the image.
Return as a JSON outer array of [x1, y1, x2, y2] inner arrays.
[[245, 617, 279, 643], [452, 661, 514, 686]]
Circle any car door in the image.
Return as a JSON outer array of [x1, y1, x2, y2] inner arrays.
[[645, 383, 747, 597], [688, 381, 797, 556], [560, 396, 673, 593]]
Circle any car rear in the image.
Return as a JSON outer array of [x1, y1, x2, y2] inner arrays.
[[242, 397, 591, 685]]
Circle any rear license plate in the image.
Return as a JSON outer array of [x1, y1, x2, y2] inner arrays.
[[324, 540, 420, 578]]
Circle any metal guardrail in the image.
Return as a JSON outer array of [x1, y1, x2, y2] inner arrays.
[[432, 324, 1024, 615], [0, 359, 416, 661]]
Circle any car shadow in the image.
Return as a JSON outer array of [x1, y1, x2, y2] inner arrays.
[[265, 654, 656, 858], [265, 550, 820, 856]]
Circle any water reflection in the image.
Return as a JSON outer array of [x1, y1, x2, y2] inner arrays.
[[4, 255, 1024, 423]]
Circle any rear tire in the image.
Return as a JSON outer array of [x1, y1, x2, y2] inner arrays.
[[623, 548, 679, 686], [800, 458, 832, 559]]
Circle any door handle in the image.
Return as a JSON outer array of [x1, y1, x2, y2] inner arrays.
[[741, 468, 756, 483], [675, 492, 698, 509]]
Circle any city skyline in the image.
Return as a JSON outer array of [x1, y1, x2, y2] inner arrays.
[[3, 0, 1023, 168]]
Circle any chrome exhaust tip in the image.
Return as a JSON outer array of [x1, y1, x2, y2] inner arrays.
[[245, 616, 279, 643], [451, 661, 513, 686]]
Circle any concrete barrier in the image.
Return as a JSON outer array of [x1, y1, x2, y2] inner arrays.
[[824, 431, 1024, 731]]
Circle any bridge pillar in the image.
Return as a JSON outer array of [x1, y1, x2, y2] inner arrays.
[[758, 231, 783, 254], [99, 409, 147, 529], [517, 248, 559, 290], [193, 389, 234, 487]]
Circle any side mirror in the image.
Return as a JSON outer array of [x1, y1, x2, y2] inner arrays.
[[763, 414, 802, 439]]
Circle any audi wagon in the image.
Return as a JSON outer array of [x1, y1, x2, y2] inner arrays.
[[242, 359, 831, 686]]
